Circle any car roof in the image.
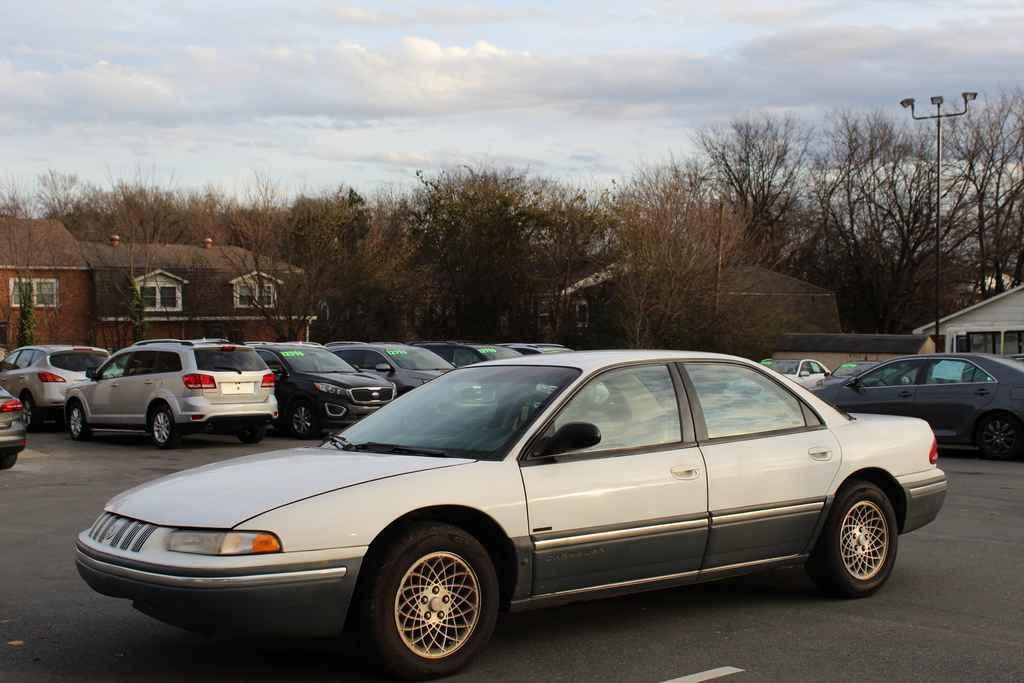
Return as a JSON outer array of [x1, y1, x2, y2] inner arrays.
[[481, 349, 742, 371]]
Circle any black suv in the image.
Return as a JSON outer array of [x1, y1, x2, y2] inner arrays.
[[252, 344, 395, 438], [410, 342, 522, 367], [332, 343, 452, 395]]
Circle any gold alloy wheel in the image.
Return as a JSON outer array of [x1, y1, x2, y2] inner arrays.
[[840, 500, 889, 580], [394, 551, 481, 659]]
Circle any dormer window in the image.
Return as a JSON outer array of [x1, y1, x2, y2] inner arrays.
[[231, 272, 280, 309], [134, 270, 186, 313]]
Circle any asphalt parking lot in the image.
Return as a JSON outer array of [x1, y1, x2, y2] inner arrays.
[[1, 429, 1022, 682]]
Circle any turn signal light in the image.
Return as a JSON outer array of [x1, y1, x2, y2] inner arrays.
[[260, 373, 275, 388], [0, 399, 23, 413], [182, 373, 217, 390], [929, 436, 939, 465], [250, 533, 282, 554], [37, 371, 66, 383]]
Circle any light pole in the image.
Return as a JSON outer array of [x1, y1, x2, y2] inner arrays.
[[900, 91, 976, 350]]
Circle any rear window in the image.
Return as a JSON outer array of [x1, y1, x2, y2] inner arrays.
[[194, 347, 267, 372], [50, 352, 109, 372]]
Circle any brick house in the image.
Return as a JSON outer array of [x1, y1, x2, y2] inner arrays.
[[0, 219, 290, 353]]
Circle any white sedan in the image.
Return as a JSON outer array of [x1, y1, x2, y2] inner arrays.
[[76, 351, 946, 679]]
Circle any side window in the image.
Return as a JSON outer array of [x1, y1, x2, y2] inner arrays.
[[549, 364, 682, 454], [859, 360, 923, 388], [424, 345, 453, 363], [686, 363, 807, 440], [256, 350, 285, 373], [364, 351, 389, 369], [125, 351, 157, 377], [924, 359, 995, 385], [809, 362, 824, 374], [154, 352, 183, 374], [2, 351, 22, 370], [16, 350, 38, 368], [336, 349, 367, 369], [452, 348, 480, 367], [97, 354, 131, 381]]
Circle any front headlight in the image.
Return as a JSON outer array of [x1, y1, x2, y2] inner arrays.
[[167, 530, 282, 555], [313, 382, 346, 396]]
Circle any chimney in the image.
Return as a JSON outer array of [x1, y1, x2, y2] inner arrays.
[[109, 234, 121, 247], [202, 237, 213, 249]]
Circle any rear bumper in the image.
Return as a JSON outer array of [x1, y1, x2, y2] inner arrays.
[[900, 473, 948, 534], [76, 543, 361, 637], [177, 413, 275, 435], [0, 431, 26, 454]]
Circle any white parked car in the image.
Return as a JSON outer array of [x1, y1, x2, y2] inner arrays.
[[76, 351, 946, 679], [763, 357, 831, 388]]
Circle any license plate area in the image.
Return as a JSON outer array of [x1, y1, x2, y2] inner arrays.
[[220, 382, 255, 395]]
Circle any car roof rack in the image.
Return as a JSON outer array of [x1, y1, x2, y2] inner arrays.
[[134, 338, 232, 347]]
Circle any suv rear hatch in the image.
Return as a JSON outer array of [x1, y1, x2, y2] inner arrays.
[[192, 346, 272, 405]]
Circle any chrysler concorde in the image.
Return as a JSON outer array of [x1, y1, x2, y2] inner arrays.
[[76, 351, 946, 679]]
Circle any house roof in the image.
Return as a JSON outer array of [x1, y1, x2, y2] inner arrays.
[[77, 242, 278, 274], [913, 284, 1024, 334], [0, 219, 87, 269], [719, 266, 832, 295], [776, 333, 930, 354]]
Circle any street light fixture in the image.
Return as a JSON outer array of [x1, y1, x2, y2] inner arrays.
[[900, 90, 976, 349]]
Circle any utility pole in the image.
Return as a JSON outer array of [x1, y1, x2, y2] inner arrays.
[[900, 92, 976, 351]]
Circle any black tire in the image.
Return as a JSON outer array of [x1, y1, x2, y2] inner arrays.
[[149, 404, 181, 449], [20, 392, 40, 432], [807, 481, 898, 599], [975, 413, 1023, 460], [66, 401, 92, 441], [288, 399, 320, 439], [237, 425, 267, 444], [357, 523, 499, 680], [0, 452, 17, 470]]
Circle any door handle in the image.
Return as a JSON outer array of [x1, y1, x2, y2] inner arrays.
[[671, 466, 701, 480], [143, 380, 154, 385], [897, 390, 913, 398], [110, 382, 119, 388], [808, 448, 832, 461], [975, 389, 990, 396]]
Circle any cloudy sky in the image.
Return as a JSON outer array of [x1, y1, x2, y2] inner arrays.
[[2, 1, 1021, 193]]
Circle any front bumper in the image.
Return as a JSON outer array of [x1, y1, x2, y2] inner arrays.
[[317, 397, 381, 427], [76, 542, 361, 637], [900, 471, 948, 534]]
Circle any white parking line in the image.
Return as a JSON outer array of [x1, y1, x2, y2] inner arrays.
[[662, 666, 745, 683]]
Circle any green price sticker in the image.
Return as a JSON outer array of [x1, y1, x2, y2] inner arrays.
[[281, 351, 305, 358], [386, 349, 408, 356], [479, 347, 497, 354]]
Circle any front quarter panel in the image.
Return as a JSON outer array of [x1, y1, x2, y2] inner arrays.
[[236, 459, 529, 552]]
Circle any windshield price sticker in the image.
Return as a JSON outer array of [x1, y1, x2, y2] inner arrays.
[[386, 349, 408, 356], [281, 351, 305, 357], [479, 348, 497, 354]]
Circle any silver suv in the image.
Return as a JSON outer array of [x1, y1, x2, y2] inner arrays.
[[0, 345, 110, 430], [64, 340, 278, 449]]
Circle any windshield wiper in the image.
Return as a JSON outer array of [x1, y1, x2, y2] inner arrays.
[[348, 441, 450, 458], [322, 433, 355, 450], [212, 365, 243, 374]]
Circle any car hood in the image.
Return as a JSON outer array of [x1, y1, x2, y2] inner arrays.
[[105, 448, 474, 528], [305, 371, 390, 388]]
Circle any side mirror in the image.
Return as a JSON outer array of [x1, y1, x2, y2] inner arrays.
[[374, 363, 393, 373], [799, 370, 811, 378], [538, 422, 602, 457], [847, 376, 862, 391], [823, 371, 831, 377], [85, 367, 97, 380]]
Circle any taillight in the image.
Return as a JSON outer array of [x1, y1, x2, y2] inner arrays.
[[182, 373, 217, 390], [0, 399, 23, 413], [37, 371, 66, 383], [261, 373, 275, 388], [929, 436, 939, 465]]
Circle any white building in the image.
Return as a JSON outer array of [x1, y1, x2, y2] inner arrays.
[[914, 285, 1024, 356]]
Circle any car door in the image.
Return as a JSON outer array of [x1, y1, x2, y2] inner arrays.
[[5, 350, 38, 396], [682, 361, 841, 568], [520, 364, 708, 595], [831, 358, 927, 417], [256, 349, 295, 412], [109, 351, 159, 425], [88, 352, 132, 423], [914, 358, 996, 443]]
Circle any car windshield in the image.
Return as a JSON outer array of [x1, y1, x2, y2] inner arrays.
[[770, 360, 799, 374], [381, 346, 453, 371], [333, 365, 580, 460], [194, 347, 267, 372], [49, 352, 108, 372], [280, 347, 357, 373], [472, 345, 521, 360]]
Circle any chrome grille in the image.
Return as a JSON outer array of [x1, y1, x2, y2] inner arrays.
[[350, 387, 394, 404], [88, 512, 157, 553]]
